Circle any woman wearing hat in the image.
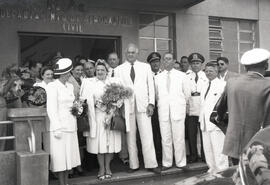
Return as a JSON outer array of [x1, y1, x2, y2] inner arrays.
[[46, 58, 81, 185], [80, 59, 122, 180]]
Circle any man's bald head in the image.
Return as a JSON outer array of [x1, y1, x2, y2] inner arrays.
[[125, 43, 139, 63]]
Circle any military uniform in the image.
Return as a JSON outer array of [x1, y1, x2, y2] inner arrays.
[[186, 53, 208, 163], [147, 52, 162, 164]]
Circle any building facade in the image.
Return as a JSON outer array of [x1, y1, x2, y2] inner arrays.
[[0, 0, 270, 184], [0, 0, 269, 73]]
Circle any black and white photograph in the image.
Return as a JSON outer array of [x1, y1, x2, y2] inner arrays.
[[0, 0, 270, 185]]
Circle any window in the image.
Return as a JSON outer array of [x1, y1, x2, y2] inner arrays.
[[209, 17, 256, 73], [139, 13, 175, 61]]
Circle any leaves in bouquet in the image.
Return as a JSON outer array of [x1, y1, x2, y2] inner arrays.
[[26, 86, 47, 106], [101, 83, 133, 113]]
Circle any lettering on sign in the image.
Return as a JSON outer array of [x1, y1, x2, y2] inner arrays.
[[0, 6, 135, 33]]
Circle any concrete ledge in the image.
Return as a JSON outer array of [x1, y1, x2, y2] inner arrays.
[[8, 108, 47, 118], [17, 151, 49, 185], [0, 151, 16, 185]]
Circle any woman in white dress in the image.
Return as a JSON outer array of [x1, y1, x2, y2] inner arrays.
[[34, 67, 54, 155], [33, 66, 54, 89], [46, 58, 81, 185], [80, 60, 121, 180]]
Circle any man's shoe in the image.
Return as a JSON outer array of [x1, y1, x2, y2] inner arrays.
[[121, 158, 129, 165], [161, 166, 172, 171], [127, 168, 139, 173], [147, 167, 161, 174], [176, 165, 189, 171], [188, 158, 198, 163]]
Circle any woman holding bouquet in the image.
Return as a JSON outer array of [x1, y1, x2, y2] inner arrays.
[[80, 60, 124, 180], [46, 58, 81, 185]]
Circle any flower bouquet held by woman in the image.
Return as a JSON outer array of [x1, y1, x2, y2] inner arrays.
[[99, 83, 133, 131], [70, 99, 89, 132]]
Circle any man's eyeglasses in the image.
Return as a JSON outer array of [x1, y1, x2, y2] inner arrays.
[[218, 63, 225, 66]]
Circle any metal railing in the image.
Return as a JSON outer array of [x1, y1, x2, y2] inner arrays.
[[0, 120, 15, 151]]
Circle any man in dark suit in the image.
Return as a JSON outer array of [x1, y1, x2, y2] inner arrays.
[[147, 52, 162, 164], [217, 57, 238, 81], [217, 48, 270, 165]]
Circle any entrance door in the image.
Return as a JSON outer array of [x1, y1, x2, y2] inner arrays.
[[19, 33, 121, 66]]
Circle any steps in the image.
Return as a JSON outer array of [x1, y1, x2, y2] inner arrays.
[[50, 162, 208, 185]]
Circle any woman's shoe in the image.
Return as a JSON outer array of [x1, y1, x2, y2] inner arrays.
[[105, 173, 112, 179], [97, 175, 106, 180]]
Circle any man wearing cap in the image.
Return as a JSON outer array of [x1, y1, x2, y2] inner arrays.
[[155, 52, 191, 170], [217, 57, 238, 82], [115, 43, 159, 173], [217, 48, 270, 164], [147, 52, 162, 163], [147, 52, 162, 75], [186, 53, 208, 163]]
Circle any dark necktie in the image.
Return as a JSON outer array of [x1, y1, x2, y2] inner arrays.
[[195, 73, 199, 83], [204, 81, 211, 99], [130, 63, 135, 83], [111, 69, 114, 77]]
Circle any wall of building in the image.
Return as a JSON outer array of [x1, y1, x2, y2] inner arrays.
[[175, 0, 270, 65], [0, 5, 138, 72], [258, 0, 270, 50]]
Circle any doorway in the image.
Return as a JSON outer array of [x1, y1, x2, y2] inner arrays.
[[19, 32, 121, 66]]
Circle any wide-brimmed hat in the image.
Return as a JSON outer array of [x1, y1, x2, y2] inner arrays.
[[54, 58, 73, 75]]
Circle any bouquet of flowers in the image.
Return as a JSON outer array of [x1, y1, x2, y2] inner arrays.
[[100, 83, 133, 129], [24, 86, 46, 106], [71, 99, 87, 117]]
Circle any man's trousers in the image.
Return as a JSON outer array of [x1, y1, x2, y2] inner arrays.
[[126, 111, 158, 169], [202, 130, 228, 173], [187, 116, 204, 162], [159, 117, 186, 167]]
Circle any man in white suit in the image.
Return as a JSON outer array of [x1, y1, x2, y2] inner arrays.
[[199, 62, 228, 173], [155, 53, 191, 170], [114, 43, 159, 173]]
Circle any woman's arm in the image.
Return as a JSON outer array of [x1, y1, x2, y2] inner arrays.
[[46, 83, 62, 131]]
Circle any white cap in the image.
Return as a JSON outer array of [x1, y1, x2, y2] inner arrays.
[[240, 48, 270, 65], [54, 58, 73, 75]]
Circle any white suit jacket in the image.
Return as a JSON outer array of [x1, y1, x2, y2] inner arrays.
[[187, 70, 208, 116], [155, 69, 191, 122], [115, 60, 155, 113], [46, 79, 77, 132], [199, 78, 226, 132], [80, 77, 131, 138]]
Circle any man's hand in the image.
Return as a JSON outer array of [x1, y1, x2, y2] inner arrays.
[[146, 104, 155, 117]]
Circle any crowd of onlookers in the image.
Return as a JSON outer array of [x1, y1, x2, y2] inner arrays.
[[1, 45, 270, 185]]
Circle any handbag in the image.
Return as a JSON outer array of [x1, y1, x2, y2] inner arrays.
[[77, 100, 90, 132], [77, 114, 90, 132], [111, 115, 126, 132]]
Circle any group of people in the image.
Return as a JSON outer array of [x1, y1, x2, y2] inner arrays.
[[45, 42, 237, 185], [1, 42, 270, 185]]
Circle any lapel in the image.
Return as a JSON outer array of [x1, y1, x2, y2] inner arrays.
[[204, 78, 220, 102]]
